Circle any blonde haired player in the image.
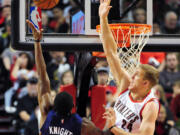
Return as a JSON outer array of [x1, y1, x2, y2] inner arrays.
[[99, 0, 160, 135]]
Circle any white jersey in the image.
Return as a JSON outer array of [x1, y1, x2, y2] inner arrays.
[[114, 89, 159, 133]]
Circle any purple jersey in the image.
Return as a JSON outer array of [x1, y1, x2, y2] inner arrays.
[[41, 110, 82, 135]]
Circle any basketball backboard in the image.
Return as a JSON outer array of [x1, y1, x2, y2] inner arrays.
[[11, 0, 180, 51]]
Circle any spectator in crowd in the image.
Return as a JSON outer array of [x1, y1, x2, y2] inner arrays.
[[50, 90, 57, 101], [159, 53, 180, 101], [63, 0, 79, 24], [4, 52, 35, 113], [0, 15, 11, 54], [172, 80, 180, 98], [18, 77, 38, 99], [0, 54, 11, 93], [152, 84, 175, 123], [133, 8, 146, 24], [47, 51, 70, 90], [165, 0, 180, 18], [0, 4, 11, 29], [49, 7, 69, 33], [10, 52, 34, 83], [16, 77, 39, 135], [155, 104, 179, 135], [59, 70, 77, 113], [152, 84, 168, 106], [153, 23, 161, 34], [153, 0, 166, 23], [96, 67, 109, 86], [170, 80, 180, 122], [91, 67, 117, 107], [60, 70, 74, 86], [95, 57, 108, 69], [2, 0, 11, 6], [1, 47, 20, 71], [160, 11, 180, 34], [41, 12, 53, 33]]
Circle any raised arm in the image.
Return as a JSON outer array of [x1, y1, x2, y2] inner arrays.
[[26, 20, 53, 127], [99, 0, 130, 96]]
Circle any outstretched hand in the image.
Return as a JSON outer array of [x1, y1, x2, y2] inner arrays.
[[26, 20, 43, 41], [103, 107, 116, 129], [99, 0, 112, 19]]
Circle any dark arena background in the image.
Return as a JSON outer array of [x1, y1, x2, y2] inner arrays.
[[0, 0, 179, 134]]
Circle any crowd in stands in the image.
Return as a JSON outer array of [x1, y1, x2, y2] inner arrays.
[[0, 0, 179, 135]]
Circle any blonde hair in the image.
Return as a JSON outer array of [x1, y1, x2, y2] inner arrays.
[[139, 64, 159, 87]]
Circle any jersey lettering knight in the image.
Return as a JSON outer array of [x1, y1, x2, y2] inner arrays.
[[41, 110, 82, 135]]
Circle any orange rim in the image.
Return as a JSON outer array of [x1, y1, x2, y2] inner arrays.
[[96, 23, 152, 34], [96, 23, 151, 48]]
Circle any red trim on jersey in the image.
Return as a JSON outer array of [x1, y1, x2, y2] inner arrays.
[[119, 89, 129, 96], [139, 98, 160, 120], [129, 90, 151, 103]]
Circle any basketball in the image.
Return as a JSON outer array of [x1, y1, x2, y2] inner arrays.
[[33, 0, 59, 9]]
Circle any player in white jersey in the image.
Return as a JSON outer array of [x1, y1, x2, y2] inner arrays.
[[99, 0, 160, 135]]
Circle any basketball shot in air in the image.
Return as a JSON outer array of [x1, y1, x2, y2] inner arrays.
[[33, 0, 60, 9], [99, 0, 160, 135]]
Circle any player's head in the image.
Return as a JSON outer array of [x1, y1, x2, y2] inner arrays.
[[165, 52, 178, 71], [53, 92, 74, 117], [129, 64, 159, 91]]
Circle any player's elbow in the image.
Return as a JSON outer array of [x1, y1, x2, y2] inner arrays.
[[139, 126, 155, 135]]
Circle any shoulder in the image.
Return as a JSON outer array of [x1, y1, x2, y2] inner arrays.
[[118, 89, 129, 96], [71, 113, 82, 124], [142, 101, 159, 120]]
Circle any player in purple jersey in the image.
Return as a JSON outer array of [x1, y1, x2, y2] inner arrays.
[[26, 20, 113, 135]]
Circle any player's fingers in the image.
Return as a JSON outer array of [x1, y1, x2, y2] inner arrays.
[[103, 111, 112, 118], [107, 0, 111, 5], [40, 29, 44, 35], [102, 115, 110, 119], [100, 0, 103, 4], [109, 108, 115, 116], [26, 20, 37, 32], [40, 29, 44, 32], [108, 6, 112, 10]]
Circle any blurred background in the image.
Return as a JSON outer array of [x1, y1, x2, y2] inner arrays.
[[0, 0, 180, 135]]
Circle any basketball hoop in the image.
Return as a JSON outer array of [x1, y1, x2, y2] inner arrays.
[[96, 23, 152, 75]]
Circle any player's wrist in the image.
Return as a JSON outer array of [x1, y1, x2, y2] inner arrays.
[[100, 16, 108, 20], [34, 39, 41, 42], [109, 124, 116, 131]]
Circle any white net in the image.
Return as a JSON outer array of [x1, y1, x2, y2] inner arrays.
[[98, 24, 151, 76]]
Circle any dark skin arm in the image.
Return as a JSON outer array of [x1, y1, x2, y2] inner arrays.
[[26, 20, 53, 128], [81, 118, 112, 135]]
